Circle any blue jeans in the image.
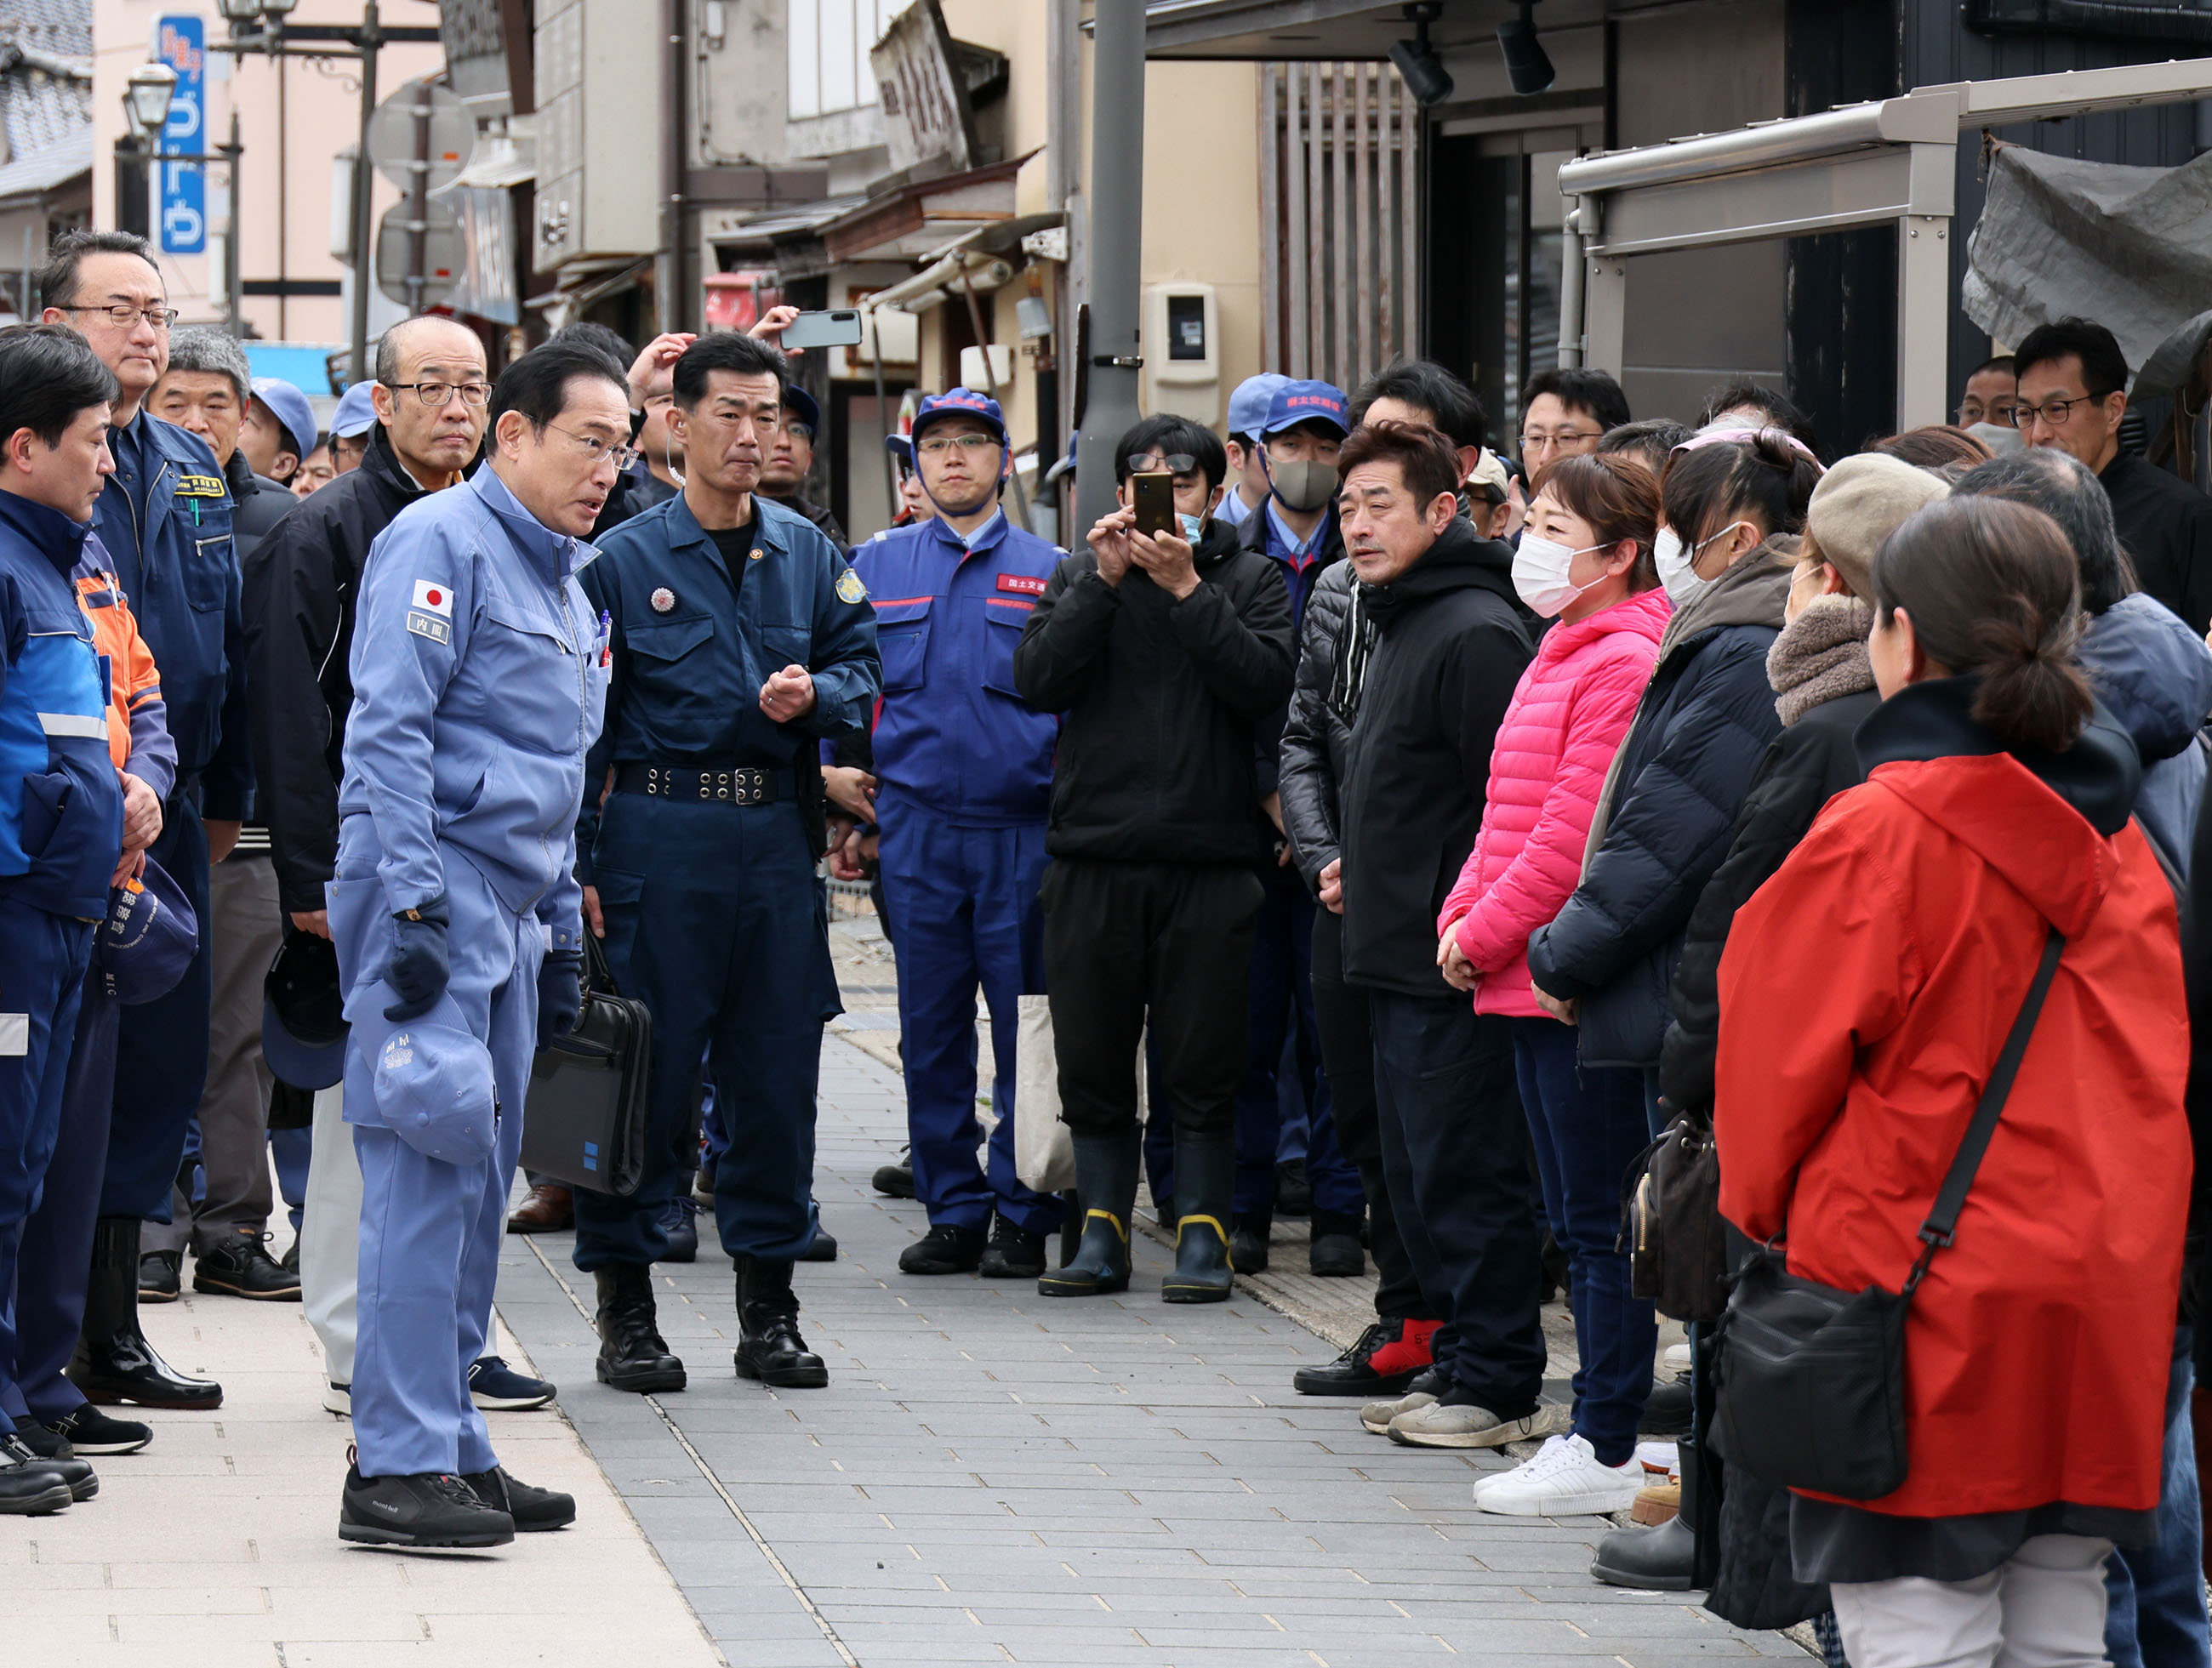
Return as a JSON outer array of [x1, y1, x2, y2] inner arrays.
[[2106, 1324, 2209, 1668], [1514, 1016, 1653, 1466]]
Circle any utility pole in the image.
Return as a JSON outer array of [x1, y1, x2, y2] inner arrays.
[[347, 0, 381, 386], [1073, 0, 1145, 539]]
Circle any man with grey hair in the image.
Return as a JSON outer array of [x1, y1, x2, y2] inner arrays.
[[1957, 436, 2212, 1668], [149, 326, 291, 559], [139, 327, 301, 1301]]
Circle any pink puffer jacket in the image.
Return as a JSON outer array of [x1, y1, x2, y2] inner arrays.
[[1439, 585, 1670, 1015]]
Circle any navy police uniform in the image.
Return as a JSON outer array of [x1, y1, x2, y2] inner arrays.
[[93, 411, 247, 1222], [0, 491, 125, 1437], [850, 390, 1063, 1239], [577, 490, 878, 1269]]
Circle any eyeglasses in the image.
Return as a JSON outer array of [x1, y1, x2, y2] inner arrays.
[[1127, 452, 1199, 475], [385, 380, 492, 408], [918, 433, 1001, 457], [62, 303, 179, 329], [1955, 402, 2021, 427], [544, 422, 639, 471], [2017, 395, 2097, 429], [1520, 429, 1601, 454]]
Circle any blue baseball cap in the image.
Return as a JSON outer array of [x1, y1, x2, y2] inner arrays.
[[781, 383, 822, 435], [911, 387, 1006, 447], [1259, 379, 1350, 441], [250, 377, 319, 464], [263, 931, 346, 1091], [883, 432, 914, 472], [331, 380, 377, 440], [99, 856, 197, 1006], [1043, 430, 1079, 487], [1229, 373, 1291, 440], [370, 1008, 499, 1165]]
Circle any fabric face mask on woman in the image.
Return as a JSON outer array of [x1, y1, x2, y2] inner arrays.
[[1511, 534, 1602, 618], [1656, 521, 1749, 606]]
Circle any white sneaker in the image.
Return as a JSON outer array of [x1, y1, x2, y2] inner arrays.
[[1474, 1434, 1644, 1517], [323, 1381, 351, 1417]]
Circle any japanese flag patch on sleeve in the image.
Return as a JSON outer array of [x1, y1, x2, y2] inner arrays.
[[407, 578, 453, 644]]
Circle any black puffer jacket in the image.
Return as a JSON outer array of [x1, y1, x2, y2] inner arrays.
[[1338, 521, 1533, 995], [1014, 519, 1294, 866], [241, 423, 436, 914], [1278, 558, 1354, 892], [1525, 547, 1790, 1068]]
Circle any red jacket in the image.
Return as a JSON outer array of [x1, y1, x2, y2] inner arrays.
[[1438, 585, 1668, 1015], [1715, 702, 2188, 1519]]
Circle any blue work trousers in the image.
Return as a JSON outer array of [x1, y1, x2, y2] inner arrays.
[[1234, 880, 1360, 1220], [876, 794, 1061, 1238], [2106, 1324, 2210, 1668], [1368, 990, 1544, 1418], [7, 978, 116, 1427], [576, 791, 837, 1269], [1512, 1016, 1653, 1467], [0, 898, 94, 1437], [332, 843, 539, 1479], [104, 801, 211, 1219]]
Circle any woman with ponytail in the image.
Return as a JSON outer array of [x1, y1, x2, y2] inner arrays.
[[1714, 496, 2192, 1663]]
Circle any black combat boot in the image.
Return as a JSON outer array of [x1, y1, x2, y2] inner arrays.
[[1036, 1131, 1139, 1297], [69, 1218, 223, 1409], [1164, 1135, 1235, 1303], [592, 1264, 687, 1393], [733, 1257, 829, 1388]]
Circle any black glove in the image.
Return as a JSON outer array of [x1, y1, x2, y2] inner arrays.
[[536, 950, 585, 1050], [382, 894, 451, 1021]]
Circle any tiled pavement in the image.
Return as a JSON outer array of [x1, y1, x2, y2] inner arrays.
[[497, 1025, 1804, 1666]]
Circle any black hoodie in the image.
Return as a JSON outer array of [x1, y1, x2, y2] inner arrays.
[[1015, 516, 1294, 865], [1337, 519, 1533, 995]]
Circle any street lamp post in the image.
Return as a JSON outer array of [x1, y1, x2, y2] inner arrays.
[[210, 0, 441, 385], [154, 106, 247, 339]]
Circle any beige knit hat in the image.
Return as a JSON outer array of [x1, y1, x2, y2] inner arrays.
[[1804, 453, 1951, 600]]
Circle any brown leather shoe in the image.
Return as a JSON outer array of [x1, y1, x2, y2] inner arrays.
[[505, 1183, 574, 1234]]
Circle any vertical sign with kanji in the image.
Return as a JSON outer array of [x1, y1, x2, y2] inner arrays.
[[157, 15, 205, 254]]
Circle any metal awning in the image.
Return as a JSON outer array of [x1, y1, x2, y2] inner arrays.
[[866, 212, 1065, 312], [706, 194, 870, 251], [1102, 0, 1589, 60], [820, 155, 1031, 265], [1552, 56, 2212, 430]]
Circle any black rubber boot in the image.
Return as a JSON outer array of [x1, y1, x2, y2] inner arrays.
[[1164, 1136, 1234, 1304], [592, 1264, 687, 1393], [734, 1257, 829, 1388], [1036, 1131, 1139, 1297], [69, 1218, 223, 1409]]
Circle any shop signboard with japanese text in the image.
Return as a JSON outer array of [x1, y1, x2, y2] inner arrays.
[[157, 15, 205, 255]]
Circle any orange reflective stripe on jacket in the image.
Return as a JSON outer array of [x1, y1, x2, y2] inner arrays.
[[74, 570, 161, 771]]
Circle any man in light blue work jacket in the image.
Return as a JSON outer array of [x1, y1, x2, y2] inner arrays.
[[328, 341, 617, 1549]]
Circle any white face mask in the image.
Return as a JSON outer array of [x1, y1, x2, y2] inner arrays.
[[1511, 533, 1602, 618], [1655, 521, 1748, 606]]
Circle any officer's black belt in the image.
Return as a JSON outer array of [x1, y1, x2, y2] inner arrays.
[[615, 762, 790, 806]]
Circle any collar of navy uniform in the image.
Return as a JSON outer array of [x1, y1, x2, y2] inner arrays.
[[936, 509, 1005, 554], [1264, 498, 1325, 561], [0, 487, 95, 573], [470, 461, 587, 581]]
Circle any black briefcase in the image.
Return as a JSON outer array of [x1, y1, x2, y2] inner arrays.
[[520, 936, 653, 1198]]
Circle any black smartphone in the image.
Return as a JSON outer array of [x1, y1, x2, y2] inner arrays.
[[1131, 471, 1176, 538]]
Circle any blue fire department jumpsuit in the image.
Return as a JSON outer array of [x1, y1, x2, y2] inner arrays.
[[850, 510, 1064, 1237], [331, 466, 601, 1478], [93, 412, 247, 1222], [574, 492, 877, 1270], [0, 492, 125, 1436]]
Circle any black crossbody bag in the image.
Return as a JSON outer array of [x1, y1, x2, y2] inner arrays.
[[1710, 926, 2064, 1500], [519, 934, 654, 1198]]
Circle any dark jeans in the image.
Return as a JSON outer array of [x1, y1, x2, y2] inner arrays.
[[2105, 1323, 2209, 1668], [1311, 908, 1422, 1320], [1368, 989, 1543, 1415], [1040, 860, 1261, 1141], [1234, 881, 1360, 1218], [1512, 1016, 1653, 1467]]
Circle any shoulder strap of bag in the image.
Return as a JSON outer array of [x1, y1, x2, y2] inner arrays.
[[1903, 925, 2064, 1295]]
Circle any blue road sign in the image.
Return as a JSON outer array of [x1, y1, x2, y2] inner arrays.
[[157, 15, 205, 255]]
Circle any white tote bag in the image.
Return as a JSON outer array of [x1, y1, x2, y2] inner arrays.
[[1014, 994, 1075, 1193]]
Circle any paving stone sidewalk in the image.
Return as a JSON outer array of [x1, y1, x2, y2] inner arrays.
[[496, 998, 1805, 1668]]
